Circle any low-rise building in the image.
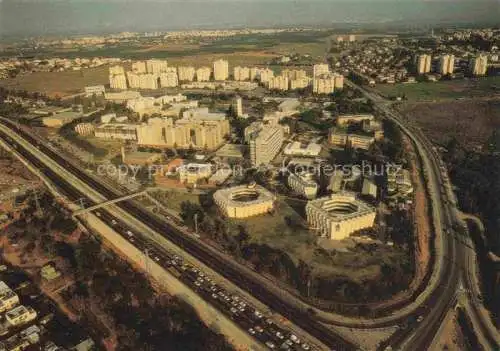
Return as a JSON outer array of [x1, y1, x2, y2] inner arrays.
[[84, 85, 105, 97], [178, 163, 213, 184], [5, 306, 37, 327], [0, 282, 19, 313], [388, 169, 413, 196], [94, 123, 137, 140], [287, 172, 318, 199], [104, 91, 141, 103], [283, 141, 321, 157]]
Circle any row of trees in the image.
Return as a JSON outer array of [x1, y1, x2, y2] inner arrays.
[[6, 191, 233, 351]]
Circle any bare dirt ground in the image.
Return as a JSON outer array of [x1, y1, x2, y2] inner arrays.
[[432, 309, 466, 351], [398, 98, 500, 149]]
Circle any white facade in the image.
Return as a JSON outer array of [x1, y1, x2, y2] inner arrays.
[[0, 281, 19, 313], [288, 172, 318, 199], [159, 71, 179, 87], [439, 55, 455, 75], [196, 67, 211, 82], [74, 123, 95, 136], [214, 184, 275, 218], [146, 59, 168, 74], [94, 123, 138, 140], [178, 66, 196, 81], [233, 97, 243, 117], [416, 54, 432, 74], [313, 74, 343, 94], [213, 59, 229, 81], [470, 54, 488, 76], [313, 64, 330, 77], [84, 85, 105, 97], [5, 305, 37, 327], [306, 192, 376, 240], [283, 141, 321, 157], [249, 126, 284, 166], [268, 75, 289, 91], [131, 61, 147, 73], [178, 163, 213, 184], [109, 74, 128, 90], [233, 66, 250, 81]]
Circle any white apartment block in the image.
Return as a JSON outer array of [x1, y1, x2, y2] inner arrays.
[[256, 68, 274, 83], [313, 64, 330, 77], [416, 54, 432, 74], [137, 117, 229, 150], [126, 97, 156, 115], [249, 126, 284, 166], [282, 69, 307, 80], [159, 71, 179, 87], [290, 77, 312, 90], [213, 59, 229, 81], [5, 305, 37, 327], [284, 141, 321, 157], [439, 55, 455, 75], [132, 61, 147, 73], [469, 54, 488, 76], [126, 72, 158, 90], [178, 66, 196, 81], [0, 281, 19, 313], [109, 65, 125, 76], [268, 75, 289, 91], [178, 163, 213, 184], [288, 172, 318, 199], [146, 59, 168, 74], [155, 93, 187, 105], [232, 96, 243, 117], [84, 85, 105, 97], [313, 74, 343, 94], [109, 74, 128, 90], [196, 67, 211, 82], [233, 66, 250, 81], [95, 123, 138, 140]]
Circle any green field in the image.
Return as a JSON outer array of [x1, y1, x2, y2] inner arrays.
[[372, 76, 500, 101]]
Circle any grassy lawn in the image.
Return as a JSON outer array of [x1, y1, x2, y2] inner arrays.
[[372, 76, 500, 101]]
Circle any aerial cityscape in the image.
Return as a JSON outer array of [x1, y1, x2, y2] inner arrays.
[[0, 0, 499, 350]]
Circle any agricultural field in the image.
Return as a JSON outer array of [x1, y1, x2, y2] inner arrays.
[[371, 76, 500, 101], [398, 98, 500, 149], [0, 31, 330, 98]]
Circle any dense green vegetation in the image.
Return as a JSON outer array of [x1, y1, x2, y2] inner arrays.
[[7, 192, 233, 351]]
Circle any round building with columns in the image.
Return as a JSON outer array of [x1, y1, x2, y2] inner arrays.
[[213, 184, 275, 218], [306, 191, 376, 240]]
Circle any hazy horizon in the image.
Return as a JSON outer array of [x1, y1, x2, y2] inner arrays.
[[0, 0, 497, 38]]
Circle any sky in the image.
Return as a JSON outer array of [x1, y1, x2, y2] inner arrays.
[[0, 0, 497, 37]]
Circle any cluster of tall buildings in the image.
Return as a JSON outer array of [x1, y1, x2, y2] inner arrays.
[[109, 59, 220, 90], [415, 53, 488, 76], [136, 109, 229, 150], [109, 59, 343, 94]]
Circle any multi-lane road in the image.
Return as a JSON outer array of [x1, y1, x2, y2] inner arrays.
[[0, 119, 355, 350], [344, 79, 499, 350], [1, 79, 499, 350]]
